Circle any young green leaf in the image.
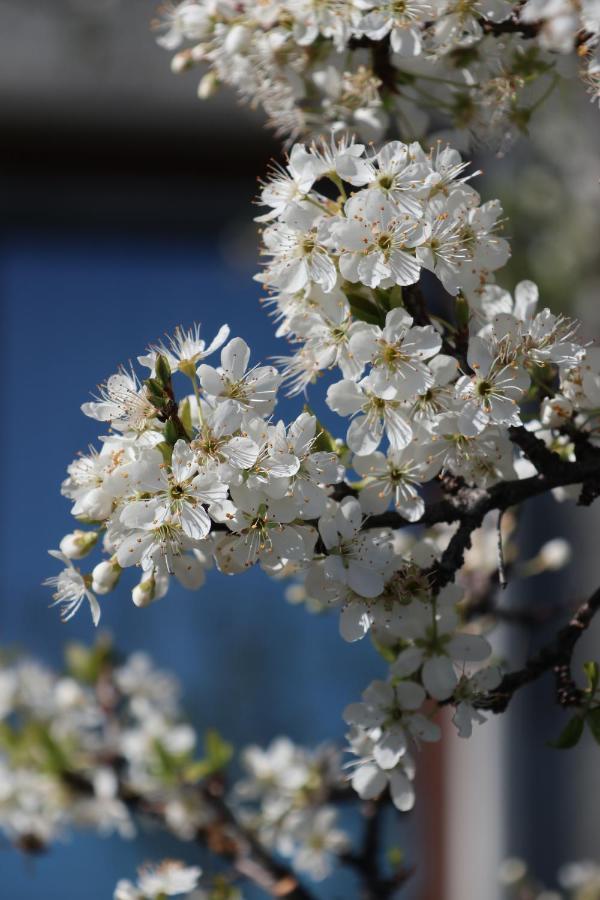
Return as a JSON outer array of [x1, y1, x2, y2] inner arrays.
[[548, 715, 584, 749], [584, 660, 599, 696]]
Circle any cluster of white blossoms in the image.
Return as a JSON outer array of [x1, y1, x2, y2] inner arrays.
[[257, 137, 510, 392], [46, 124, 599, 811], [0, 643, 351, 888], [0, 646, 203, 849], [46, 129, 595, 808], [235, 737, 349, 880], [115, 862, 203, 900], [156, 0, 600, 149]]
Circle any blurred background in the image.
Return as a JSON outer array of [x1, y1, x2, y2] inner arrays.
[[1, 2, 600, 898]]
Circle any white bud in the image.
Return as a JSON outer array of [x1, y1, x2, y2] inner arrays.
[[197, 71, 218, 100], [223, 24, 249, 54], [91, 560, 121, 595], [538, 538, 571, 571], [73, 486, 114, 521], [132, 573, 168, 608], [171, 49, 193, 74], [132, 580, 157, 608], [59, 530, 98, 559], [190, 44, 206, 63]]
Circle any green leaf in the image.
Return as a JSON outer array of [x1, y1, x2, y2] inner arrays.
[[387, 285, 404, 310], [344, 289, 384, 325], [549, 715, 584, 749], [38, 726, 71, 775], [183, 730, 233, 784], [65, 637, 113, 684], [586, 707, 600, 744], [584, 661, 599, 695], [205, 729, 233, 771], [151, 739, 186, 783], [0, 722, 18, 754]]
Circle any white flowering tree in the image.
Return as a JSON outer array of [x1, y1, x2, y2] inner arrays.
[[3, 3, 600, 898]]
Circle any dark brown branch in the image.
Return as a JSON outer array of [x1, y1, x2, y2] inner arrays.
[[475, 584, 600, 713], [363, 428, 600, 591], [212, 428, 600, 584], [61, 771, 316, 900], [341, 797, 413, 900], [431, 461, 599, 591], [478, 15, 540, 40], [200, 779, 316, 899]]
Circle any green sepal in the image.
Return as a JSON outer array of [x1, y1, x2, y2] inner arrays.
[[179, 397, 194, 440], [155, 354, 172, 389], [548, 714, 584, 749], [156, 441, 173, 465], [145, 377, 168, 409]]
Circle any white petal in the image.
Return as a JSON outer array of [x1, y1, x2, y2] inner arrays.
[[422, 656, 457, 701], [352, 763, 387, 800], [221, 337, 250, 380]]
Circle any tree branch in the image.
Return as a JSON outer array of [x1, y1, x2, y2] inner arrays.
[[200, 779, 317, 900], [364, 429, 600, 592], [341, 796, 413, 900], [61, 771, 317, 900], [475, 584, 600, 713]]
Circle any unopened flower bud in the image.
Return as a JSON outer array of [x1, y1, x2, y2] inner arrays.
[[171, 49, 193, 74], [538, 538, 571, 571], [132, 573, 168, 608], [223, 24, 249, 54], [59, 530, 98, 559], [92, 559, 121, 595], [74, 487, 113, 521], [197, 71, 218, 100]]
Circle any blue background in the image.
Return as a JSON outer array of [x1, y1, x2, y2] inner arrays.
[[0, 232, 399, 898]]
